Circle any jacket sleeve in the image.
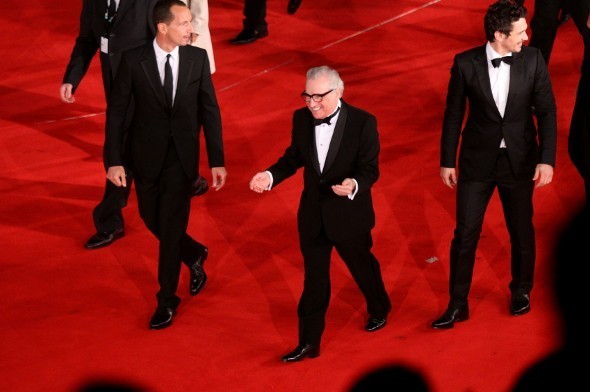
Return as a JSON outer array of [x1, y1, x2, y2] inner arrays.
[[62, 0, 99, 92], [531, 48, 557, 166], [440, 54, 467, 168]]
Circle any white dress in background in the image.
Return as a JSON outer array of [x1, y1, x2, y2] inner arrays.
[[183, 0, 216, 74]]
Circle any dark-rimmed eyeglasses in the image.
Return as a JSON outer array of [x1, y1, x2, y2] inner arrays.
[[301, 89, 334, 103]]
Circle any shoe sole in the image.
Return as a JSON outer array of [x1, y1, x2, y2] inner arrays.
[[365, 322, 387, 332], [432, 314, 469, 329], [84, 232, 125, 250], [510, 306, 531, 316]]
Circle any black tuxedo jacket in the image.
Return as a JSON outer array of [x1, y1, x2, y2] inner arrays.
[[62, 0, 158, 94], [105, 43, 224, 179], [441, 45, 557, 181], [267, 101, 379, 242]]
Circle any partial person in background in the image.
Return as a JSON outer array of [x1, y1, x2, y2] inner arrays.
[[349, 364, 431, 392], [511, 206, 589, 391], [432, 0, 557, 329], [287, 0, 303, 15], [229, 0, 303, 45], [182, 0, 216, 74], [229, 0, 268, 45], [566, 2, 590, 207], [518, 0, 571, 64], [105, 0, 226, 330], [60, 0, 159, 250], [249, 65, 391, 362]]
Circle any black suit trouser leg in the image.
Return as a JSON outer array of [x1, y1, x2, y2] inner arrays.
[[297, 231, 333, 347], [334, 232, 391, 319], [243, 0, 267, 32], [496, 156, 536, 295], [449, 177, 496, 306], [134, 144, 197, 309], [529, 0, 562, 63], [92, 175, 133, 233]]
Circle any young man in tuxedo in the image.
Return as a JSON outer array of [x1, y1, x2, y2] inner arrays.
[[249, 66, 391, 362], [432, 0, 557, 329], [105, 0, 226, 329]]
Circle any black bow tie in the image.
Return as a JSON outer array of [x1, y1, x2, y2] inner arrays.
[[491, 56, 513, 68], [313, 107, 340, 126]]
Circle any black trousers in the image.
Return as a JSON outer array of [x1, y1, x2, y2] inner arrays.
[[94, 53, 133, 234], [449, 149, 536, 306], [567, 4, 590, 206], [242, 0, 267, 32], [529, 0, 566, 63], [297, 228, 391, 346], [134, 142, 205, 309]]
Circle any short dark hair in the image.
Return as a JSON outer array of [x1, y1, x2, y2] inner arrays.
[[484, 0, 527, 42], [152, 0, 187, 30]]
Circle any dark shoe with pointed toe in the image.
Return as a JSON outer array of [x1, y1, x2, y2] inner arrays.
[[189, 248, 208, 296], [281, 344, 319, 362], [192, 175, 209, 197], [432, 304, 469, 329], [149, 307, 175, 330], [510, 293, 530, 316], [365, 317, 387, 332], [84, 228, 124, 249], [229, 29, 268, 45], [287, 0, 302, 14]]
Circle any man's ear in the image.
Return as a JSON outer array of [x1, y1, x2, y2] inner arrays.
[[494, 30, 505, 42], [157, 22, 167, 34]]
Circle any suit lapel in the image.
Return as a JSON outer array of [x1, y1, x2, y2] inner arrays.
[[505, 50, 525, 118], [473, 45, 502, 119], [140, 45, 169, 109], [323, 104, 347, 174], [173, 46, 194, 113]]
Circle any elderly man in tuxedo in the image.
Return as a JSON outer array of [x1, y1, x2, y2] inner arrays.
[[250, 65, 391, 362], [432, 0, 557, 329], [106, 0, 226, 329]]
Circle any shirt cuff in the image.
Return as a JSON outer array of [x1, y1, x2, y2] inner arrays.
[[348, 179, 359, 200], [265, 171, 274, 190]]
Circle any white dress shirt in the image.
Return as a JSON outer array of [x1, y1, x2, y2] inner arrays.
[[153, 40, 180, 105], [486, 42, 511, 148], [315, 105, 341, 172]]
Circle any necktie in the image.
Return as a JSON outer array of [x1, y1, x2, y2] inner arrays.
[[313, 107, 341, 126], [107, 0, 117, 22], [164, 54, 173, 108], [491, 56, 513, 68]]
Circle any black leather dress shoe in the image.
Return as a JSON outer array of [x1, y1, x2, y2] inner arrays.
[[192, 176, 209, 197], [432, 304, 469, 329], [365, 317, 387, 332], [189, 248, 208, 296], [149, 307, 175, 330], [281, 344, 319, 363], [510, 293, 531, 316], [287, 0, 302, 14], [229, 29, 268, 45], [84, 228, 124, 249]]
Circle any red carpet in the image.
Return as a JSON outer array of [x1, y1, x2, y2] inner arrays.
[[0, 0, 585, 391]]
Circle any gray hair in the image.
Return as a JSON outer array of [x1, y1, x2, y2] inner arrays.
[[306, 66, 344, 94]]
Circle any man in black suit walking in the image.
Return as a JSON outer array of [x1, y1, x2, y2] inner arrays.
[[61, 0, 159, 249], [61, 0, 209, 250], [105, 0, 226, 329], [432, 0, 557, 329], [249, 65, 391, 362]]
